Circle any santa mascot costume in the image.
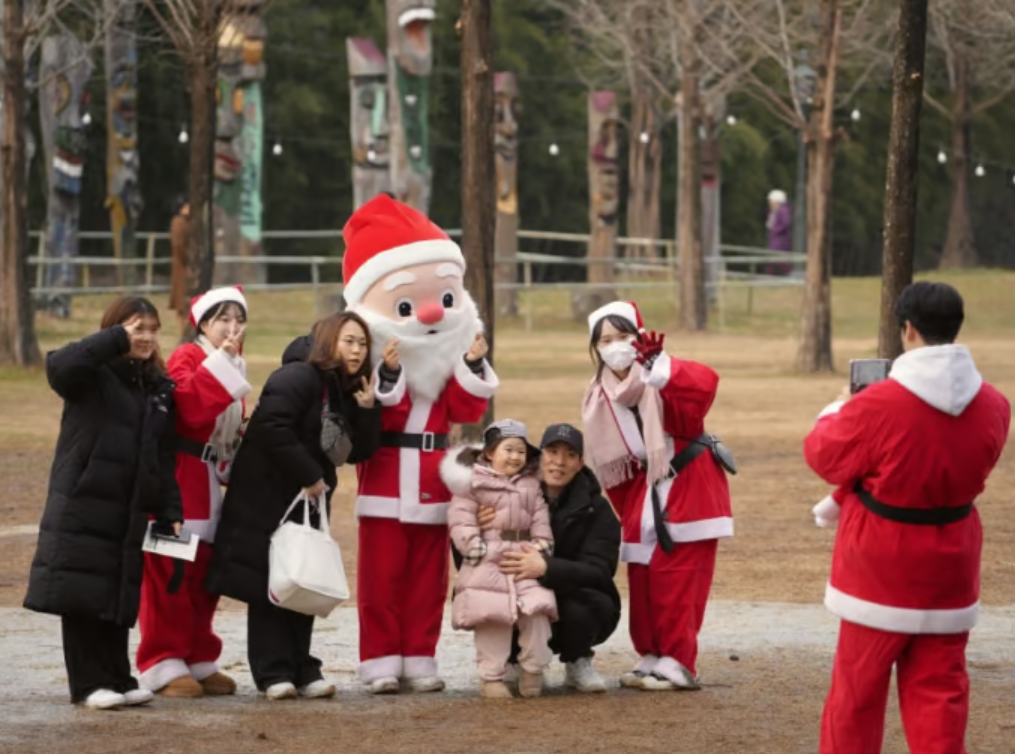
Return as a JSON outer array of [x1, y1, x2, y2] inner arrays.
[[137, 286, 252, 697], [342, 194, 499, 693]]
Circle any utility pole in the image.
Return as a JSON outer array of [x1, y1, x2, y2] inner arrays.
[[459, 0, 495, 437], [878, 0, 928, 359]]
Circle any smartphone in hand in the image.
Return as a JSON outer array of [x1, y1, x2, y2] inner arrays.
[[849, 358, 891, 395]]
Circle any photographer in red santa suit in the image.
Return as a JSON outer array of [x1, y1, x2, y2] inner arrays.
[[334, 195, 498, 693], [805, 282, 1009, 754], [137, 287, 252, 698]]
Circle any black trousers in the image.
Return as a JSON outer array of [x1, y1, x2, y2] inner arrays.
[[509, 588, 621, 664], [247, 600, 323, 691], [61, 615, 139, 703]]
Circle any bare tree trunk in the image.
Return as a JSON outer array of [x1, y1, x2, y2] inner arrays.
[[938, 34, 975, 268], [677, 8, 705, 332], [0, 0, 41, 366], [626, 91, 661, 259], [460, 0, 495, 439], [796, 2, 840, 374], [878, 0, 928, 360], [185, 40, 217, 318]]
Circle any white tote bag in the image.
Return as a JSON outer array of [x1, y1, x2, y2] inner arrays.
[[268, 492, 349, 618]]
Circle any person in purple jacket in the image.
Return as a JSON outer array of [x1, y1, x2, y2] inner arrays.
[[766, 189, 792, 276]]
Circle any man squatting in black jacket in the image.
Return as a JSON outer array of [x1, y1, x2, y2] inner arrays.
[[454, 423, 622, 692]]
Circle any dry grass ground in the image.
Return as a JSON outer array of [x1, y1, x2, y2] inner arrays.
[[0, 271, 1012, 753]]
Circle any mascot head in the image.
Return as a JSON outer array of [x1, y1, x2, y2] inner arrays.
[[342, 194, 482, 402]]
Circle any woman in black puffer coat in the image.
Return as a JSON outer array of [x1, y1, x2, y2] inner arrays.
[[24, 297, 183, 710], [207, 311, 382, 700]]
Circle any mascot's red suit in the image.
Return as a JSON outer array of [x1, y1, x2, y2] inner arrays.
[[343, 195, 498, 693]]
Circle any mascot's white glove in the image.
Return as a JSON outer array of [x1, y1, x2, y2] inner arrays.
[[813, 495, 841, 530]]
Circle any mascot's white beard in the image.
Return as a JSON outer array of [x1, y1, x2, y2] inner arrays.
[[353, 292, 483, 404]]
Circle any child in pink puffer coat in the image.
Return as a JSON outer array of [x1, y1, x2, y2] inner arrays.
[[441, 419, 557, 699]]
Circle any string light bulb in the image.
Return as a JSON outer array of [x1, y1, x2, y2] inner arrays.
[[975, 164, 985, 177], [548, 143, 559, 157], [726, 114, 737, 126], [272, 140, 283, 156], [639, 132, 650, 144], [82, 112, 92, 126], [178, 127, 189, 144], [850, 108, 861, 122], [937, 149, 947, 164]]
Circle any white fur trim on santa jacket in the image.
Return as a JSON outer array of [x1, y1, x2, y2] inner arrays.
[[354, 365, 499, 525], [804, 344, 1010, 634]]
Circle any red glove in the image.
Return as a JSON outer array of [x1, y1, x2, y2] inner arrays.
[[633, 330, 665, 365]]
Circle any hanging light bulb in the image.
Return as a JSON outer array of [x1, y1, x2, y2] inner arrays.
[[367, 148, 377, 162], [937, 149, 947, 164], [409, 144, 422, 159], [850, 108, 861, 122], [82, 112, 92, 126], [975, 164, 985, 177], [726, 114, 737, 126], [272, 140, 283, 156], [639, 131, 650, 144], [548, 143, 560, 156], [178, 127, 189, 144]]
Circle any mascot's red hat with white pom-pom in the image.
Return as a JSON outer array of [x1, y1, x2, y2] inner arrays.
[[342, 194, 499, 693]]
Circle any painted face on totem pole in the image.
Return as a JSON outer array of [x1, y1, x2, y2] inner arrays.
[[348, 38, 390, 171], [50, 70, 91, 196], [494, 72, 519, 216], [215, 6, 266, 184], [388, 0, 436, 76], [109, 54, 141, 215], [589, 91, 620, 226]]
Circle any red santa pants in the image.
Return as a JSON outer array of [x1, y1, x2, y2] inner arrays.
[[137, 542, 223, 690], [627, 538, 717, 678], [357, 517, 449, 682], [821, 620, 969, 754]]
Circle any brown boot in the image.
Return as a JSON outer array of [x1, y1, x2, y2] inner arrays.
[[518, 670, 543, 698], [480, 681, 514, 699], [157, 676, 204, 699], [200, 672, 237, 696]]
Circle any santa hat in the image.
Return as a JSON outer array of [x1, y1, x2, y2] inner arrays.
[[190, 286, 247, 328], [341, 193, 465, 307], [587, 300, 645, 336]]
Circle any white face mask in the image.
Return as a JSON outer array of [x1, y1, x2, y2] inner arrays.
[[598, 339, 637, 372]]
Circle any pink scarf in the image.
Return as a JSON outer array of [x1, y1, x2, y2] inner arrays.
[[581, 363, 669, 489]]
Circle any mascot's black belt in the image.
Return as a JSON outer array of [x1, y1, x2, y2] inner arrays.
[[380, 431, 450, 452], [854, 482, 973, 525]]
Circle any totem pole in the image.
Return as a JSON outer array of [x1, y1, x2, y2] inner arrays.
[[105, 0, 141, 286], [213, 0, 267, 285], [39, 34, 93, 319], [386, 0, 434, 214], [700, 94, 725, 305], [347, 37, 391, 210], [493, 72, 519, 316], [576, 91, 619, 319]]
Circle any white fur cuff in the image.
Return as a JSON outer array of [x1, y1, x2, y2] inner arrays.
[[817, 400, 845, 419], [203, 349, 252, 400], [640, 353, 672, 390], [453, 357, 499, 399], [374, 362, 406, 407]]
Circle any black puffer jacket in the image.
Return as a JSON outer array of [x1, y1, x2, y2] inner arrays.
[[24, 326, 183, 627], [206, 359, 382, 605], [539, 467, 621, 611]]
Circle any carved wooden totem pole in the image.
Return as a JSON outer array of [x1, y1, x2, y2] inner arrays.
[[347, 37, 391, 210], [700, 93, 725, 304], [39, 34, 93, 318], [105, 0, 141, 286], [386, 0, 434, 214], [577, 91, 619, 319], [493, 72, 520, 315], [214, 0, 267, 285]]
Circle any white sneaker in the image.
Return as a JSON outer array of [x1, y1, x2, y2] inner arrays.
[[619, 671, 647, 689], [82, 689, 125, 710], [367, 676, 400, 695], [565, 657, 607, 693], [298, 680, 336, 699], [640, 674, 677, 691], [406, 676, 445, 693], [123, 688, 154, 706], [265, 682, 298, 700]]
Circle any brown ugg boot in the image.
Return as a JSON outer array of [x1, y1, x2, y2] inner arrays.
[[157, 676, 204, 698], [518, 670, 543, 698], [200, 672, 237, 696], [480, 681, 514, 699]]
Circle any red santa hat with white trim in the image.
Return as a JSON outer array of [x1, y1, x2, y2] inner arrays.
[[189, 286, 247, 328], [341, 193, 465, 307], [587, 300, 645, 336]]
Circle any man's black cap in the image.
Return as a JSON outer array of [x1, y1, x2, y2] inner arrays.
[[540, 423, 584, 456]]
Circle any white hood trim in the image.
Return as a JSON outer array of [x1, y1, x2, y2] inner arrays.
[[439, 444, 482, 496], [889, 344, 983, 417]]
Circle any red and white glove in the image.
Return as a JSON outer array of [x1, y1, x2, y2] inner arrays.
[[633, 330, 665, 367]]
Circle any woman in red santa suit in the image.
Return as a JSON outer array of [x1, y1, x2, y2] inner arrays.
[[137, 287, 252, 697], [581, 301, 733, 690]]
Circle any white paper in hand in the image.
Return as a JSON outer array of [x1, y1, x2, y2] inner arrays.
[[142, 521, 200, 562]]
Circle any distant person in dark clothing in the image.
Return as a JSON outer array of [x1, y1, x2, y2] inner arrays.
[[766, 189, 793, 276]]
